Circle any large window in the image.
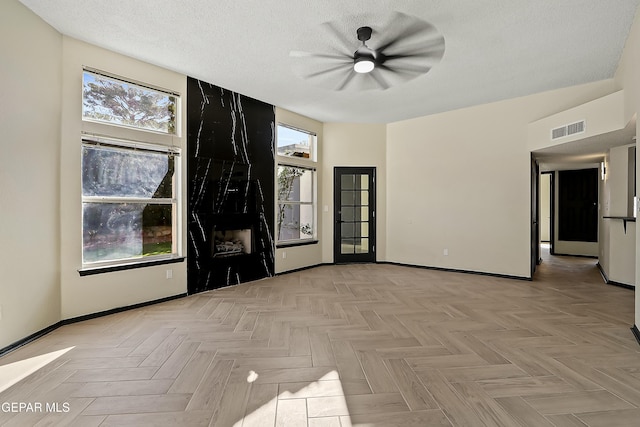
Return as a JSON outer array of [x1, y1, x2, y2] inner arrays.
[[276, 124, 317, 245], [277, 165, 315, 243], [80, 68, 181, 270], [277, 124, 315, 159], [81, 138, 180, 266], [82, 69, 177, 134]]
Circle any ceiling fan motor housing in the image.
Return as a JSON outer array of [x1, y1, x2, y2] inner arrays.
[[357, 26, 372, 42]]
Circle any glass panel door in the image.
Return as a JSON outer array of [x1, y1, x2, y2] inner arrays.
[[334, 167, 376, 263]]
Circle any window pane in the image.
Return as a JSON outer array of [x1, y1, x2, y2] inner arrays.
[[341, 222, 355, 238], [82, 145, 174, 198], [277, 203, 314, 241], [341, 207, 355, 222], [83, 202, 173, 263], [277, 166, 313, 202], [277, 125, 313, 159], [341, 190, 357, 206], [82, 71, 177, 134], [360, 191, 369, 206], [359, 222, 369, 238], [345, 206, 368, 221], [341, 239, 355, 254], [341, 174, 355, 190], [360, 175, 369, 190], [355, 238, 369, 253]]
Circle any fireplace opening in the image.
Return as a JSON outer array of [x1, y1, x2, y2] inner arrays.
[[212, 228, 253, 257]]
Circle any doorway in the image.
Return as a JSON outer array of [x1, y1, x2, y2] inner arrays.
[[333, 167, 376, 263]]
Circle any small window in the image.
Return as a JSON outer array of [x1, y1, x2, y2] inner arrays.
[[82, 70, 177, 134], [277, 165, 316, 243], [277, 124, 315, 160], [81, 138, 181, 266]]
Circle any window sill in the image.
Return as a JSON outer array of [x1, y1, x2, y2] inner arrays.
[[78, 256, 185, 276], [276, 240, 318, 249]]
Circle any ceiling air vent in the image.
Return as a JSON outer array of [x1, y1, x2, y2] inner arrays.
[[551, 120, 586, 140]]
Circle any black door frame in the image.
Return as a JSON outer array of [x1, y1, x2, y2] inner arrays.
[[333, 167, 376, 264], [545, 171, 556, 255], [531, 155, 540, 276]]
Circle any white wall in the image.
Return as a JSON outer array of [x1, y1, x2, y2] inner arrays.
[[59, 37, 187, 319], [275, 108, 324, 273], [600, 144, 636, 286], [387, 82, 616, 278], [0, 0, 62, 349], [322, 123, 387, 263]]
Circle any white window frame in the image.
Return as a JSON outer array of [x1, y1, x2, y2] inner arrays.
[[80, 136, 182, 269], [276, 123, 317, 162], [276, 124, 318, 246], [79, 67, 183, 272], [82, 68, 179, 136]]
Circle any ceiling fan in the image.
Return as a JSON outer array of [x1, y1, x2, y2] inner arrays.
[[290, 13, 445, 91]]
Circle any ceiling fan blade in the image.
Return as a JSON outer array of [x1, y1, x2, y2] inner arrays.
[[382, 37, 445, 59], [369, 69, 390, 90], [290, 50, 351, 62], [321, 21, 356, 55], [375, 20, 436, 53], [336, 70, 357, 91], [379, 62, 432, 75], [305, 63, 351, 79]]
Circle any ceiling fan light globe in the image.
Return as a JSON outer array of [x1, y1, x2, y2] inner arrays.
[[354, 57, 375, 73]]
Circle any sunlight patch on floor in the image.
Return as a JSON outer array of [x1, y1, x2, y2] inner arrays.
[[0, 347, 74, 393], [235, 370, 356, 427]]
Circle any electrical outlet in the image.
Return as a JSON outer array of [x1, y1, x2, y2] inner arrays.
[[166, 269, 173, 279], [443, 249, 449, 256], [282, 251, 287, 259]]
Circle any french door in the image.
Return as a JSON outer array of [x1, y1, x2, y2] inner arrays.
[[334, 167, 376, 263]]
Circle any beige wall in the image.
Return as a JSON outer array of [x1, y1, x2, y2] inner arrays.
[[597, 143, 638, 287], [59, 37, 188, 319], [614, 7, 640, 325], [322, 123, 387, 263], [275, 108, 324, 272], [615, 6, 640, 326], [0, 0, 62, 349], [387, 82, 616, 278], [528, 90, 626, 152]]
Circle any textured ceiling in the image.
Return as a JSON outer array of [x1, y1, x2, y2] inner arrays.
[[18, 0, 640, 123]]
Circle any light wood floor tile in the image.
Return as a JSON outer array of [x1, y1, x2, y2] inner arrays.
[[575, 408, 640, 427], [308, 416, 342, 427], [524, 390, 635, 415], [100, 410, 212, 427], [1, 247, 638, 426], [274, 398, 306, 427], [494, 396, 556, 427], [241, 383, 278, 427], [544, 414, 589, 427], [83, 393, 192, 416]]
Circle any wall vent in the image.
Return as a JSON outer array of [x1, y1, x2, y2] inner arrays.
[[551, 120, 585, 140]]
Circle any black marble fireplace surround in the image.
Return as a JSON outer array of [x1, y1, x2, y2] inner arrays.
[[187, 77, 275, 293]]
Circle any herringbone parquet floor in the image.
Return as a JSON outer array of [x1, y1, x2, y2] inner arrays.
[[1, 248, 638, 426]]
